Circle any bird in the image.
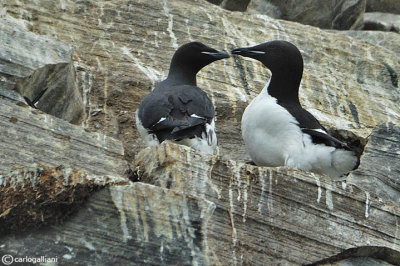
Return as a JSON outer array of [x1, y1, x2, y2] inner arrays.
[[232, 40, 359, 178], [136, 41, 230, 154], [23, 88, 48, 109]]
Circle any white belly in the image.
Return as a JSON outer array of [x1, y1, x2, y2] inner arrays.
[[241, 90, 357, 178], [241, 90, 306, 167]]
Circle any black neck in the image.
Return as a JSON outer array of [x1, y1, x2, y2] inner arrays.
[[167, 64, 198, 86], [267, 71, 302, 104]]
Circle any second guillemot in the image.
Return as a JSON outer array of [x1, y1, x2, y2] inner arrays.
[[232, 40, 358, 178], [136, 42, 230, 154]]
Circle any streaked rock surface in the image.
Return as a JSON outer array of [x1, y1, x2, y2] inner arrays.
[[348, 123, 400, 202], [0, 166, 128, 235], [2, 143, 399, 265], [0, 0, 400, 264], [363, 12, 400, 32], [308, 246, 400, 265], [335, 30, 400, 55], [0, 183, 215, 265], [248, 0, 366, 30], [366, 0, 400, 14], [134, 143, 400, 265], [0, 17, 84, 124], [0, 95, 127, 176], [206, 0, 251, 11], [3, 0, 399, 161]]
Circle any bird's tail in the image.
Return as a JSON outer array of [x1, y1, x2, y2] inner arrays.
[[307, 145, 358, 178]]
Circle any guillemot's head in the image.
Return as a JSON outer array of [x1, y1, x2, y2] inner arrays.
[[231, 40, 303, 77], [170, 41, 230, 75]]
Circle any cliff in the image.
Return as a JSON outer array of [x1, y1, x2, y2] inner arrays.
[[1, 0, 399, 265]]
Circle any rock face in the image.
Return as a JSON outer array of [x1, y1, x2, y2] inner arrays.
[[2, 143, 400, 265], [1, 183, 215, 265], [0, 18, 84, 124], [336, 30, 400, 55], [248, 0, 366, 30], [331, 0, 366, 30], [136, 143, 400, 264], [0, 166, 127, 235], [348, 123, 400, 202], [309, 246, 400, 265], [366, 0, 400, 14], [363, 12, 400, 32], [0, 94, 127, 176], [206, 0, 251, 11], [3, 0, 399, 162], [0, 91, 129, 235], [1, 0, 400, 264]]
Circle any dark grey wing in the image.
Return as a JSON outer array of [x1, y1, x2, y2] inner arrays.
[[178, 85, 214, 121], [138, 84, 214, 142], [138, 89, 173, 129], [279, 102, 350, 149]]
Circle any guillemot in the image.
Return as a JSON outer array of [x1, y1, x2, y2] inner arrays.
[[136, 41, 229, 154], [23, 88, 48, 109], [232, 40, 358, 178]]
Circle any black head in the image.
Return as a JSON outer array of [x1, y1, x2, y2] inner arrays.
[[168, 42, 230, 83], [231, 40, 303, 80], [232, 40, 304, 103]]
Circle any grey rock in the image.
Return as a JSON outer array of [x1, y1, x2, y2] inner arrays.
[[308, 246, 400, 265], [0, 17, 84, 124], [0, 87, 25, 104], [0, 19, 72, 77], [332, 0, 366, 30], [206, 0, 251, 11], [0, 94, 129, 233], [0, 166, 128, 235], [3, 142, 400, 264], [247, 0, 282, 18], [333, 30, 400, 55], [367, 0, 400, 14], [4, 0, 400, 163], [133, 143, 400, 265], [222, 0, 251, 11], [1, 0, 400, 264], [0, 96, 128, 176], [1, 183, 215, 265], [363, 12, 400, 32], [348, 123, 400, 202], [249, 0, 366, 29], [16, 63, 84, 124], [207, 0, 223, 4], [328, 258, 393, 266]]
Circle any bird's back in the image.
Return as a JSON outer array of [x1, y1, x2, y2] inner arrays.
[[138, 81, 215, 143]]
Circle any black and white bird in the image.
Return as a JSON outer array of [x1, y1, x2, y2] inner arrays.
[[136, 42, 229, 154], [232, 40, 359, 178]]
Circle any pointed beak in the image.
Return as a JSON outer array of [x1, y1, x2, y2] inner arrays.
[[231, 47, 265, 57], [201, 51, 230, 60]]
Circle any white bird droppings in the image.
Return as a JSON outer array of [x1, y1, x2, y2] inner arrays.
[[312, 173, 322, 204], [365, 191, 371, 218]]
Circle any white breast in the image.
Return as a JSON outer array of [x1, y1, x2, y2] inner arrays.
[[241, 89, 307, 167], [241, 88, 357, 178]]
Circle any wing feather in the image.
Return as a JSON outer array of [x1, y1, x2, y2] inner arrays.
[[138, 84, 214, 141]]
